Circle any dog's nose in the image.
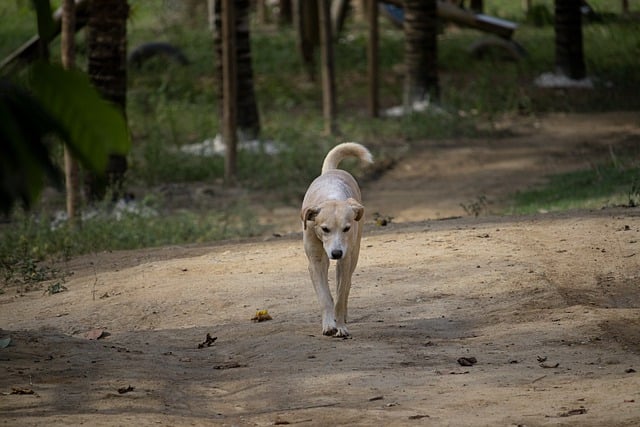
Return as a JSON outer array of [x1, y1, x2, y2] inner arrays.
[[331, 249, 343, 259]]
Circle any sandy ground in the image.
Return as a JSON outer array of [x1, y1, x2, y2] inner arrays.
[[1, 112, 640, 426]]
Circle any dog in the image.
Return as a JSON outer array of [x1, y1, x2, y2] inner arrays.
[[301, 142, 373, 337]]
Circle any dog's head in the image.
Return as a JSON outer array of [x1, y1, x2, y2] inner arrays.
[[301, 198, 364, 260]]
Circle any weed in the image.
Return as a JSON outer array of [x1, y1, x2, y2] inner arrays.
[[44, 282, 68, 295], [461, 195, 489, 217], [628, 177, 640, 207]]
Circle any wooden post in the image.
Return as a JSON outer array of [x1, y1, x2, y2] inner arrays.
[[622, 0, 629, 14], [61, 0, 80, 224], [318, 0, 336, 135], [221, 0, 238, 183], [367, 0, 379, 118]]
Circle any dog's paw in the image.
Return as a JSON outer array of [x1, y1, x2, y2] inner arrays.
[[322, 322, 337, 336], [334, 325, 350, 337], [322, 326, 338, 336]]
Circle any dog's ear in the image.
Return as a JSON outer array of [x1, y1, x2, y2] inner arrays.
[[347, 198, 364, 222], [301, 206, 320, 230]]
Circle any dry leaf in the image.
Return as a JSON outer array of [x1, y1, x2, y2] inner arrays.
[[251, 309, 272, 322]]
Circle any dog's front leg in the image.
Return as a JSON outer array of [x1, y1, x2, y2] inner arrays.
[[306, 243, 337, 336], [334, 257, 353, 337]]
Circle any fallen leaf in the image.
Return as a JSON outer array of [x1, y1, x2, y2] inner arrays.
[[559, 408, 587, 417], [457, 357, 477, 366], [251, 309, 272, 322], [540, 362, 560, 369], [84, 329, 109, 340], [408, 414, 430, 420], [213, 362, 246, 370], [117, 385, 134, 394], [11, 387, 34, 395], [197, 333, 217, 349]]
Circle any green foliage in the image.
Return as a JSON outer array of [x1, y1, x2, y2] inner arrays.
[[1, 0, 131, 214], [1, 61, 131, 213], [29, 62, 131, 171], [0, 77, 66, 211]]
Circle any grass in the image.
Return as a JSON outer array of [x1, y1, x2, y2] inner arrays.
[[508, 163, 640, 214], [0, 0, 639, 286]]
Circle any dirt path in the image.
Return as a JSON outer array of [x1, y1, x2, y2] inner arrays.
[[1, 113, 640, 426]]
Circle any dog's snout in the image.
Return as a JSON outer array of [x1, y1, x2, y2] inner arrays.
[[331, 249, 343, 259]]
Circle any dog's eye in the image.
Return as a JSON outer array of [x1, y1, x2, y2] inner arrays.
[[343, 226, 351, 233], [321, 226, 330, 233]]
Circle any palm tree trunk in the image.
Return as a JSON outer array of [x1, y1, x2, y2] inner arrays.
[[403, 0, 439, 109], [214, 0, 261, 140], [61, 0, 80, 222], [293, 0, 319, 81], [554, 0, 585, 79], [86, 0, 129, 200]]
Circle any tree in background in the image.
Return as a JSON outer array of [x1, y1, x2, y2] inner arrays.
[[61, 0, 80, 222], [85, 0, 129, 200], [403, 0, 439, 110], [554, 0, 586, 80], [212, 0, 261, 141]]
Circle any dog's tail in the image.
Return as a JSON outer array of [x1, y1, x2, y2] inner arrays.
[[321, 142, 373, 175]]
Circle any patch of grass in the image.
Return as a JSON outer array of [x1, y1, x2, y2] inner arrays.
[[506, 163, 640, 215], [0, 201, 263, 290]]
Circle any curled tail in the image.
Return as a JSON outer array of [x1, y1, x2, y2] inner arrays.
[[321, 142, 373, 175]]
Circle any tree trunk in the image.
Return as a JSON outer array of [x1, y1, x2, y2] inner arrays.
[[214, 0, 261, 140], [221, 0, 238, 182], [278, 0, 293, 25], [318, 0, 336, 135], [293, 0, 319, 81], [86, 0, 129, 200], [469, 0, 483, 13], [367, 0, 379, 118], [403, 0, 439, 109], [61, 0, 80, 222], [554, 0, 586, 80]]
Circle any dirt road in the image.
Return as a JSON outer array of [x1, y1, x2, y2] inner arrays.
[[1, 113, 639, 426]]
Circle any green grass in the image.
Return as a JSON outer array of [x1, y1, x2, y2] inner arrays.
[[507, 162, 640, 215], [0, 0, 639, 278]]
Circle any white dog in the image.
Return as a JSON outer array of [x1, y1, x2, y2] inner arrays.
[[301, 142, 373, 337]]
